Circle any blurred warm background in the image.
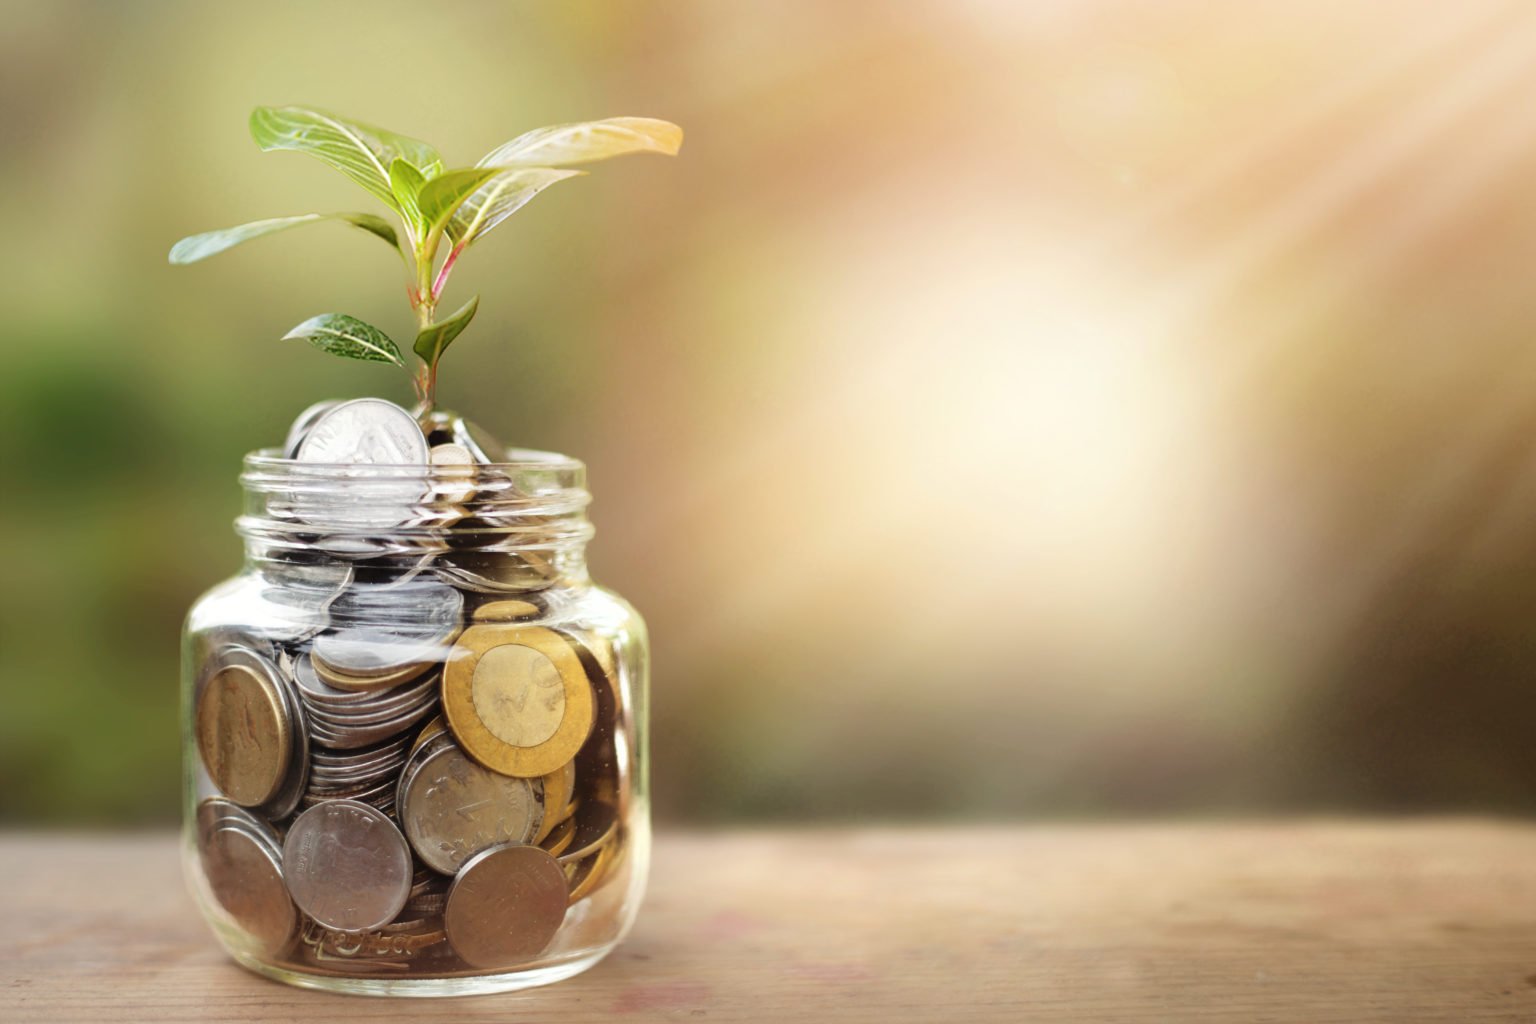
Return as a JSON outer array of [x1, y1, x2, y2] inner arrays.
[[4, 0, 1536, 824]]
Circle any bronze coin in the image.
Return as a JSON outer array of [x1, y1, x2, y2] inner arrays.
[[444, 843, 569, 967], [201, 813, 297, 954], [195, 654, 291, 807]]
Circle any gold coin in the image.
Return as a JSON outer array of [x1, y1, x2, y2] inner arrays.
[[558, 801, 617, 866], [533, 760, 577, 843], [442, 625, 595, 778], [566, 838, 618, 903], [195, 657, 291, 807], [409, 714, 448, 756], [540, 815, 576, 857], [470, 597, 544, 623], [312, 651, 433, 692]]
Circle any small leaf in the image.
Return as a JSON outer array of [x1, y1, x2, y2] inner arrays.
[[477, 117, 682, 167], [389, 159, 427, 239], [283, 313, 403, 366], [415, 167, 510, 236], [446, 167, 583, 248], [413, 295, 480, 368], [168, 213, 399, 264], [250, 106, 442, 210]]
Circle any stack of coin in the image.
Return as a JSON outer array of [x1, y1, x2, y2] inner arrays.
[[191, 397, 632, 979]]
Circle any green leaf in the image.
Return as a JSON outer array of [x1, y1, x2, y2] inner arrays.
[[476, 117, 682, 167], [250, 106, 443, 210], [445, 167, 583, 248], [282, 313, 404, 366], [415, 167, 509, 236], [388, 159, 427, 239], [413, 295, 480, 368], [168, 213, 399, 264]]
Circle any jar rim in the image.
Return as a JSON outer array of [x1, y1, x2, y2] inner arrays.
[[243, 447, 586, 476]]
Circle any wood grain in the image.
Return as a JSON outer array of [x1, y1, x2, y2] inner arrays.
[[4, 823, 1536, 1022]]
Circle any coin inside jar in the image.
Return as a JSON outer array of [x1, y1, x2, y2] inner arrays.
[[195, 649, 293, 807], [281, 799, 413, 932], [313, 577, 464, 681], [444, 843, 569, 967], [200, 804, 297, 954], [400, 739, 543, 875], [442, 625, 595, 778]]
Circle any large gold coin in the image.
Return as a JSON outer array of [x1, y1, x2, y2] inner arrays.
[[195, 656, 291, 808], [442, 625, 594, 778]]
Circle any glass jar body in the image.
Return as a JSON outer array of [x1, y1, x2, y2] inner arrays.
[[180, 453, 648, 996]]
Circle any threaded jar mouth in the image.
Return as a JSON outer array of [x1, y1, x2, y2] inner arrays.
[[236, 447, 595, 575]]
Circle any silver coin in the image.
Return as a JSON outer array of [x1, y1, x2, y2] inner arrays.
[[282, 799, 412, 932], [294, 398, 430, 529], [313, 579, 463, 676], [401, 741, 543, 875], [450, 415, 506, 464], [283, 399, 345, 459], [296, 398, 429, 466]]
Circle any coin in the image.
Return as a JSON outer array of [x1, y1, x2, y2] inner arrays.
[[566, 838, 620, 903], [470, 596, 548, 623], [444, 844, 568, 967], [294, 398, 430, 529], [195, 648, 292, 807], [296, 398, 429, 466], [283, 399, 344, 458], [313, 578, 463, 679], [533, 760, 577, 844], [558, 801, 617, 865], [451, 415, 506, 464], [442, 625, 595, 778], [429, 443, 478, 506], [282, 799, 413, 932], [400, 740, 543, 875], [200, 806, 297, 954]]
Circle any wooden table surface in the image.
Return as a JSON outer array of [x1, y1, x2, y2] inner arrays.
[[4, 822, 1536, 1022]]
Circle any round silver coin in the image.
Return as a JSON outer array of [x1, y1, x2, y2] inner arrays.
[[313, 578, 463, 676], [401, 741, 543, 875], [281, 799, 412, 932], [294, 398, 430, 529], [283, 399, 344, 459]]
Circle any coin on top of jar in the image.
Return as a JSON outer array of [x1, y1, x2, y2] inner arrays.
[[195, 646, 294, 808], [293, 398, 430, 529], [441, 625, 595, 778]]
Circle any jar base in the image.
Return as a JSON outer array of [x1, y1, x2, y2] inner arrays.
[[228, 948, 611, 998]]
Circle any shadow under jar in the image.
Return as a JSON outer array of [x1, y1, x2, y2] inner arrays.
[[181, 448, 649, 996]]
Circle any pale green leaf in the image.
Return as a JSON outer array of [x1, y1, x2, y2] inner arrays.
[[283, 313, 403, 366], [389, 159, 427, 239], [250, 106, 443, 209], [415, 167, 510, 235], [476, 117, 682, 167], [413, 294, 480, 368], [168, 213, 399, 264], [446, 167, 584, 247]]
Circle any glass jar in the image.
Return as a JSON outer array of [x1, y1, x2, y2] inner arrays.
[[181, 446, 649, 996]]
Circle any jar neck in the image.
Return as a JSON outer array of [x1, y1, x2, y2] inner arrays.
[[236, 448, 594, 589]]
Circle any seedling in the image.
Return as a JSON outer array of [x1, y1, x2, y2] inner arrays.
[[170, 106, 681, 413]]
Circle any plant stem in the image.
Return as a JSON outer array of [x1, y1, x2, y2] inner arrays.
[[411, 228, 442, 414]]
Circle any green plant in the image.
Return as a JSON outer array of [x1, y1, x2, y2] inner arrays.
[[169, 106, 681, 413]]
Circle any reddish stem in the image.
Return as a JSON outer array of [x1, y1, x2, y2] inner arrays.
[[432, 244, 463, 302]]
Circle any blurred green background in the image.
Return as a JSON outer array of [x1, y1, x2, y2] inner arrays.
[[6, 0, 1536, 824]]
